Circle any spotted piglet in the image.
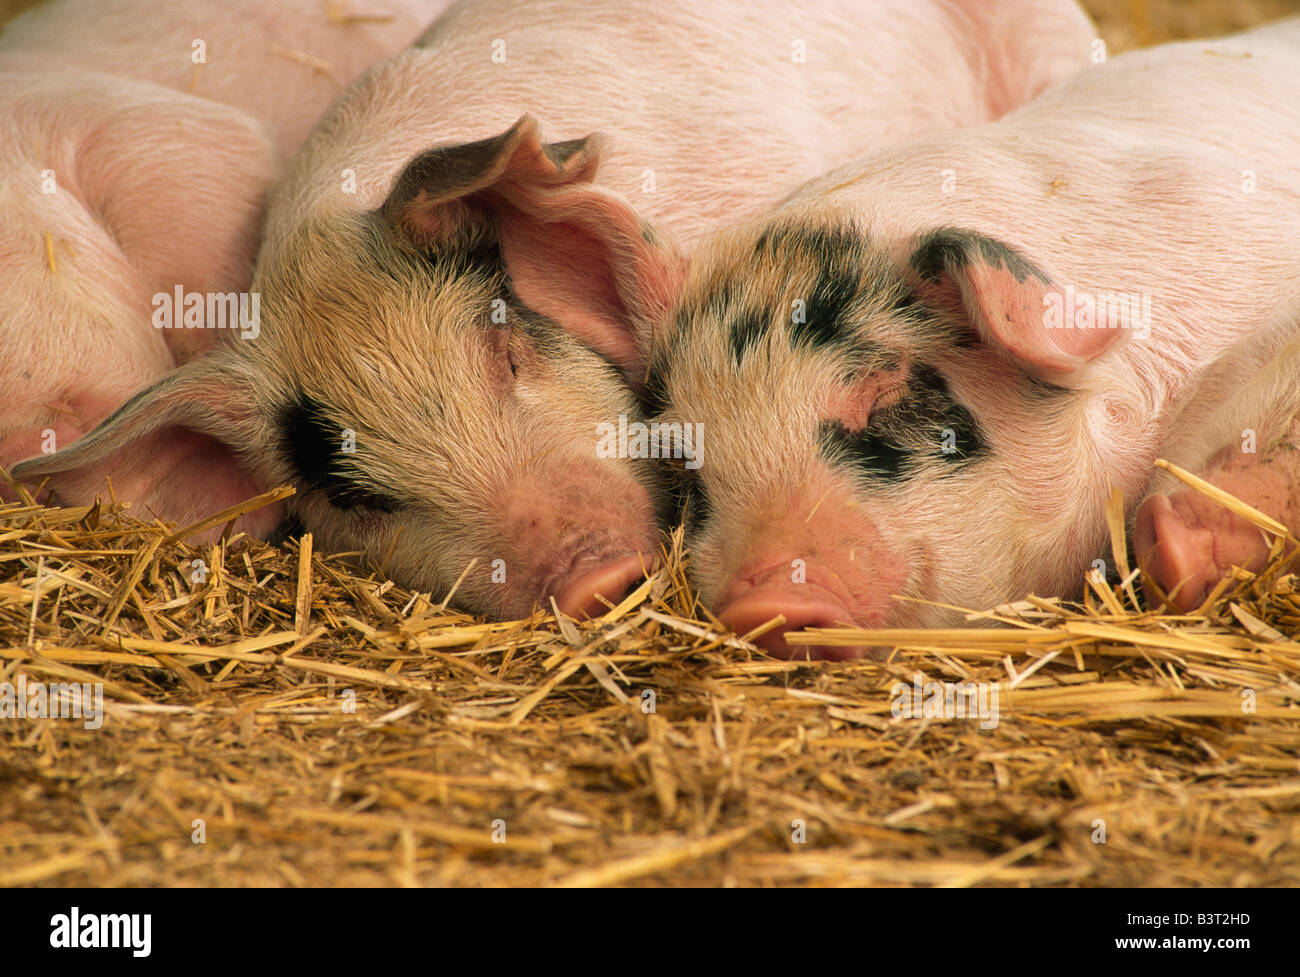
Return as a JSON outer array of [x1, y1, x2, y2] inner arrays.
[[633, 18, 1300, 657], [14, 0, 1096, 620]]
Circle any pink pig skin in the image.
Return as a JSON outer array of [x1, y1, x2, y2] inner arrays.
[[0, 0, 447, 502], [269, 0, 1094, 247], [0, 0, 446, 160]]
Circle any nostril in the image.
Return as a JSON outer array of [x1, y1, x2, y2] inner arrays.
[[552, 553, 648, 619]]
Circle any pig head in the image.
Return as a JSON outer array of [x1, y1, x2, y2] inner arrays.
[[1135, 324, 1300, 610], [0, 0, 446, 502], [12, 116, 677, 619], [637, 218, 1141, 657]]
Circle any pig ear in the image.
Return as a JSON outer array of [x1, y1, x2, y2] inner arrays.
[[381, 114, 603, 246], [496, 187, 687, 386], [381, 115, 685, 383], [9, 358, 282, 541], [905, 229, 1124, 379]]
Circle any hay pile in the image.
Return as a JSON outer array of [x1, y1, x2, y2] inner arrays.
[[2, 461, 1298, 887]]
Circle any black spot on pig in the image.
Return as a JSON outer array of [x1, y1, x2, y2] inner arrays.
[[728, 307, 769, 365], [753, 223, 864, 267], [910, 229, 1049, 286], [752, 223, 806, 259], [675, 276, 764, 367], [279, 394, 402, 513], [820, 365, 987, 481], [820, 421, 910, 481], [907, 366, 987, 463], [792, 263, 860, 351], [760, 223, 869, 353]]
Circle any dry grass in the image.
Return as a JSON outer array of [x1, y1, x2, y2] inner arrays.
[[3, 0, 1300, 888], [2, 459, 1298, 888]]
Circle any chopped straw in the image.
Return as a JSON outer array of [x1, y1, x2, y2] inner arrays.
[[3, 438, 1298, 887]]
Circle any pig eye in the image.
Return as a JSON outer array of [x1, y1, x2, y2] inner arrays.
[[651, 425, 701, 473], [486, 327, 518, 387], [870, 384, 907, 418]]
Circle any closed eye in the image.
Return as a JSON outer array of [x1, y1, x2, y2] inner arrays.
[[486, 326, 518, 388], [869, 383, 907, 418], [649, 421, 701, 472]]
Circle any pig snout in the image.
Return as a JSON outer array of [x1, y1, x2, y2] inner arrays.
[[547, 548, 650, 619], [498, 478, 659, 619], [711, 509, 909, 661], [1133, 493, 1232, 612], [1134, 448, 1300, 612], [717, 566, 863, 661]]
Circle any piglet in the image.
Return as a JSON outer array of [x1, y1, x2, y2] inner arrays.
[[0, 0, 444, 506], [631, 17, 1300, 656], [13, 0, 1096, 619]]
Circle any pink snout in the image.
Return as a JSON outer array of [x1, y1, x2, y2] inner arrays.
[[1134, 490, 1274, 612], [1134, 493, 1222, 611], [551, 552, 649, 619], [718, 585, 864, 661]]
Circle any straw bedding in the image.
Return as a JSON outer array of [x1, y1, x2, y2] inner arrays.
[[3, 0, 1299, 888]]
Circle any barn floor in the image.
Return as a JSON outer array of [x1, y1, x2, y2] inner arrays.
[[3, 0, 1300, 888]]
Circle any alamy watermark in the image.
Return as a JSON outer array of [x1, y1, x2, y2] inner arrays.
[[151, 286, 260, 340], [0, 674, 103, 730], [50, 907, 150, 957], [890, 672, 999, 730], [1043, 285, 1152, 341], [596, 414, 703, 470]]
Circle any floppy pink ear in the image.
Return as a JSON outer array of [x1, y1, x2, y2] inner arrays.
[[380, 114, 685, 385], [381, 114, 603, 246], [9, 357, 282, 542], [495, 186, 686, 386], [906, 229, 1124, 378]]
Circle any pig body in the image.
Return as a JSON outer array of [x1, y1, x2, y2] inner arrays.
[[0, 0, 444, 495], [14, 0, 1096, 619], [265, 0, 1094, 246], [640, 18, 1300, 655], [0, 0, 442, 161]]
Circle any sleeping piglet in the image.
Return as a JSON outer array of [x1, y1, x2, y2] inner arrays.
[[12, 0, 1096, 619], [630, 17, 1300, 656], [0, 0, 444, 497]]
